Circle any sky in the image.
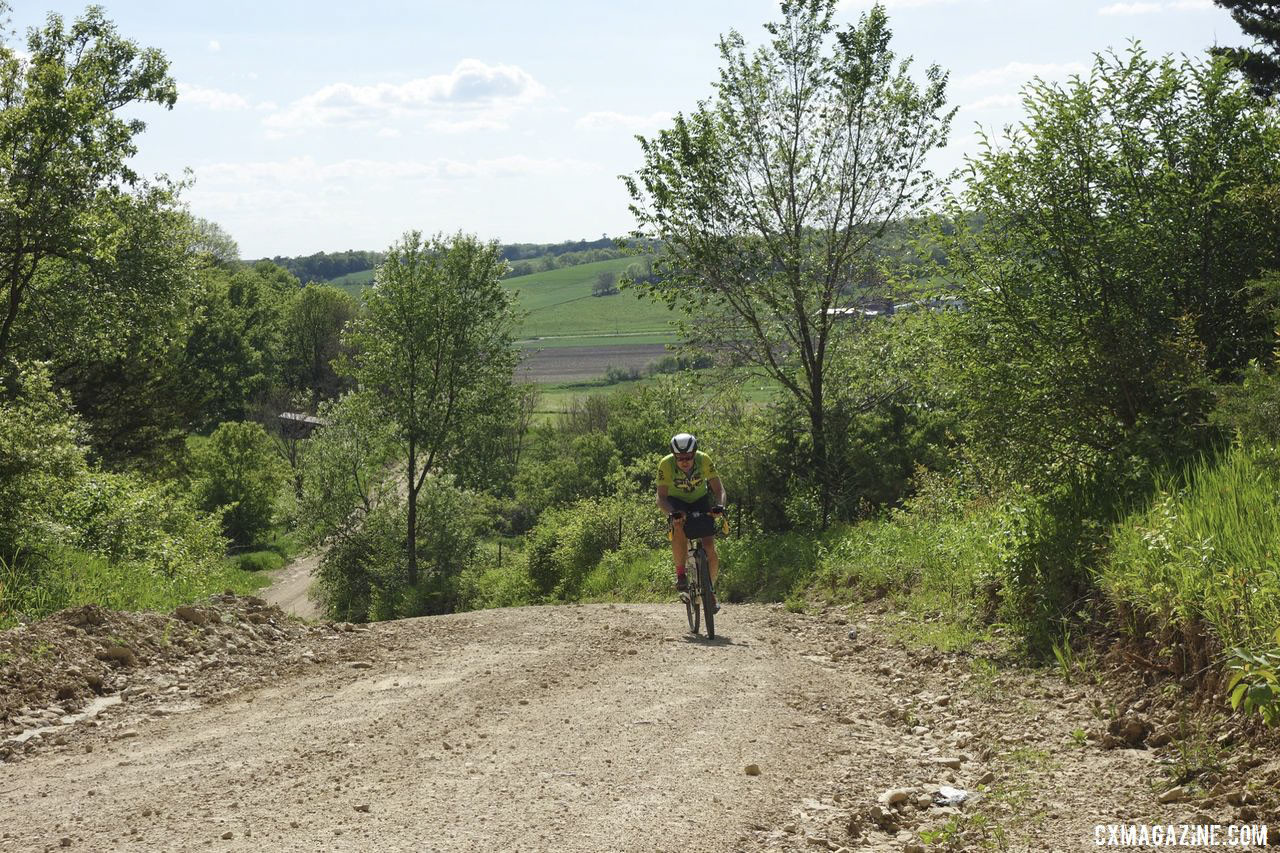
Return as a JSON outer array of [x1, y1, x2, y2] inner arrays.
[[6, 0, 1250, 258]]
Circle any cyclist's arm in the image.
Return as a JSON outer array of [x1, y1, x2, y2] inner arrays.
[[708, 477, 726, 508], [657, 484, 676, 515]]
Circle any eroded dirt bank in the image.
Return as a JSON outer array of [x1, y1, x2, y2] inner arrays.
[[1, 598, 1277, 852]]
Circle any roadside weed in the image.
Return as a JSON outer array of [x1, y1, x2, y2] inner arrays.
[[920, 813, 1010, 851], [1226, 626, 1280, 726]]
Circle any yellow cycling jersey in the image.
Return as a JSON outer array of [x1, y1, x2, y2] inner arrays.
[[657, 451, 718, 502]]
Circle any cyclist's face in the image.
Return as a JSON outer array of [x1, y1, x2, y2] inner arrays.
[[675, 452, 695, 470]]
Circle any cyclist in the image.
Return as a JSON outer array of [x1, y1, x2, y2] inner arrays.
[[656, 433, 726, 603]]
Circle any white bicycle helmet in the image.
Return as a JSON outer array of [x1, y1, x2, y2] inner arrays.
[[670, 433, 697, 454]]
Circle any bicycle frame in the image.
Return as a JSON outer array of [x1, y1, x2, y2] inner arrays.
[[675, 510, 719, 639]]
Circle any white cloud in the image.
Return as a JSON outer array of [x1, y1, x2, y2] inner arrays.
[[575, 110, 673, 132], [1098, 2, 1163, 14], [961, 93, 1022, 112], [194, 155, 595, 188], [1099, 0, 1214, 13], [957, 61, 1089, 90], [262, 59, 546, 135], [179, 83, 251, 111], [208, 40, 221, 52]]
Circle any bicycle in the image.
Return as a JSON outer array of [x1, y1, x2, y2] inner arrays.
[[671, 510, 724, 640]]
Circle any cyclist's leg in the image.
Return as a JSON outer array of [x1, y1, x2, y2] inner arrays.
[[669, 498, 692, 586], [703, 536, 719, 584]]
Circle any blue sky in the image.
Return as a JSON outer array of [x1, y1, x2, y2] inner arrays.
[[7, 1, 1246, 258]]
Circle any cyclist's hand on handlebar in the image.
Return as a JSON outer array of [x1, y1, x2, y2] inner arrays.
[[710, 504, 726, 515], [668, 511, 684, 522]]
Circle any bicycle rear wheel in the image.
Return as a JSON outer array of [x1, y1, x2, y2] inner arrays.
[[697, 551, 715, 640]]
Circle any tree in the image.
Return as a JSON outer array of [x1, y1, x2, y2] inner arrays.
[[1212, 0, 1280, 98], [624, 0, 953, 527], [46, 198, 200, 465], [282, 284, 358, 409], [340, 232, 518, 587], [192, 421, 289, 548], [181, 263, 294, 430], [0, 6, 177, 369], [592, 270, 618, 296], [943, 46, 1280, 489]]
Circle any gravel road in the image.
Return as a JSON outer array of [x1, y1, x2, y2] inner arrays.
[[3, 599, 1276, 852], [261, 553, 321, 620], [0, 604, 854, 852]]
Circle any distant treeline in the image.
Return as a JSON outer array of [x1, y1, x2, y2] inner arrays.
[[264, 250, 387, 284], [261, 238, 632, 284]]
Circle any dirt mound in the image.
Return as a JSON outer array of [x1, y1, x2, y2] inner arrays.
[[0, 592, 352, 761]]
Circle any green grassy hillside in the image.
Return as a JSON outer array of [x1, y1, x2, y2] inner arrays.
[[333, 257, 679, 343], [507, 258, 675, 341]]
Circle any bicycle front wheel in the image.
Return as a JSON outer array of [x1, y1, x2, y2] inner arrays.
[[697, 552, 715, 640], [685, 587, 700, 634]]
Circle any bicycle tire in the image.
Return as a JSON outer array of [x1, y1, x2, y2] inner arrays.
[[685, 585, 700, 634], [697, 550, 715, 640]]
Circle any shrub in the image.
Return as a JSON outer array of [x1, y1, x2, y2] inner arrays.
[[0, 362, 87, 553], [524, 493, 661, 599], [717, 531, 828, 603], [457, 559, 537, 610], [580, 544, 671, 601], [63, 470, 228, 581], [192, 421, 290, 548], [313, 475, 483, 622], [515, 432, 622, 518]]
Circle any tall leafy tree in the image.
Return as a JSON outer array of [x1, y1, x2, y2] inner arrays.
[[624, 0, 953, 526], [340, 232, 517, 587], [0, 5, 177, 369], [943, 46, 1280, 488], [182, 263, 295, 431], [283, 284, 358, 410], [1212, 0, 1280, 98]]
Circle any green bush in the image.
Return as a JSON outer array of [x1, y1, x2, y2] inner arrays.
[[717, 531, 829, 603], [192, 420, 289, 548], [815, 498, 1003, 620], [1, 543, 265, 630], [580, 544, 672, 601], [313, 475, 484, 622], [0, 362, 88, 553], [523, 493, 661, 600], [514, 431, 623, 517], [63, 470, 228, 581], [457, 558, 537, 610]]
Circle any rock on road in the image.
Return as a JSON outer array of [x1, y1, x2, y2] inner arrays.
[[0, 604, 852, 852]]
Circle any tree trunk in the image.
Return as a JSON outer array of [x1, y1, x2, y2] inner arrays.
[[406, 439, 418, 587], [810, 391, 831, 531]]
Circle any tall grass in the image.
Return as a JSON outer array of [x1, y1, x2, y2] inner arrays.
[[1104, 447, 1280, 654], [0, 546, 270, 629]]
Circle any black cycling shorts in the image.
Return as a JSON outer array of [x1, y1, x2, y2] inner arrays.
[[671, 495, 716, 538]]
